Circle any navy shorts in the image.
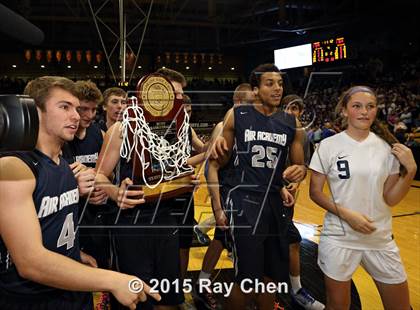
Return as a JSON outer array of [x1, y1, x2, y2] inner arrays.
[[172, 192, 195, 249], [211, 183, 233, 250], [227, 189, 291, 284], [213, 227, 232, 251], [112, 205, 184, 307], [286, 206, 302, 244], [78, 203, 112, 268]]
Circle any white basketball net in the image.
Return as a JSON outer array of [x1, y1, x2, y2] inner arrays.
[[120, 96, 193, 188]]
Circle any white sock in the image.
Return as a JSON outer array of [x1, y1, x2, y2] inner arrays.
[[289, 275, 302, 294], [198, 271, 211, 283]]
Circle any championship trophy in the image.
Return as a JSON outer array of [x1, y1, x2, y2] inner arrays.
[[120, 74, 194, 202]]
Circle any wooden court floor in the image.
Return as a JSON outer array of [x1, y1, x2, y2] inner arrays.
[[190, 173, 420, 310]]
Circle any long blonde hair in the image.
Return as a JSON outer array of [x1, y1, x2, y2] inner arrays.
[[335, 86, 406, 176]]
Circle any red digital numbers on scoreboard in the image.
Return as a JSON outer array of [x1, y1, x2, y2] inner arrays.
[[312, 37, 347, 64]]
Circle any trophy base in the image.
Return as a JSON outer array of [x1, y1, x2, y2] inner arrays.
[[143, 174, 194, 202]]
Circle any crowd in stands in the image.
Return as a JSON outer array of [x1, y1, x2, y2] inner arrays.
[[299, 63, 419, 147], [0, 76, 27, 94], [1, 57, 418, 148]]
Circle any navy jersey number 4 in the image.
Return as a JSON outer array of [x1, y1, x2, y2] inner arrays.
[[57, 213, 76, 250]]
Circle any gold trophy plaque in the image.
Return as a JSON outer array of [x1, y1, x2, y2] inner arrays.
[[124, 74, 193, 202]]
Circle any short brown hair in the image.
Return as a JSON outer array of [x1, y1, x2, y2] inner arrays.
[[102, 87, 126, 107], [282, 94, 304, 112], [23, 76, 77, 111], [156, 68, 187, 87], [233, 83, 252, 104], [75, 80, 103, 105], [183, 94, 192, 105]]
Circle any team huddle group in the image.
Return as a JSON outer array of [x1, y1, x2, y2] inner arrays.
[[0, 63, 416, 310]]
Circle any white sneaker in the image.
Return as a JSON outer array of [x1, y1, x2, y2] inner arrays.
[[291, 288, 325, 310]]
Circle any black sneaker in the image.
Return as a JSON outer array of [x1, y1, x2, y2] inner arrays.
[[193, 225, 211, 246], [193, 283, 220, 310]]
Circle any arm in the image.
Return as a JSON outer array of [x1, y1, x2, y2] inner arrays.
[[186, 122, 225, 167], [0, 157, 160, 307], [210, 110, 235, 160], [205, 110, 235, 230], [309, 170, 376, 234], [191, 121, 225, 154], [217, 108, 235, 165], [191, 128, 206, 153], [86, 129, 110, 205], [280, 187, 295, 207], [283, 119, 307, 183], [309, 170, 343, 216], [95, 122, 145, 209], [210, 122, 224, 140], [206, 159, 228, 230], [186, 152, 206, 167], [383, 143, 417, 206]]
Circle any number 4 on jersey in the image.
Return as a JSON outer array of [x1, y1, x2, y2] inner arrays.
[[57, 213, 75, 250]]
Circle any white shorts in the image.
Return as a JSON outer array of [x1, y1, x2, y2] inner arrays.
[[317, 239, 407, 284]]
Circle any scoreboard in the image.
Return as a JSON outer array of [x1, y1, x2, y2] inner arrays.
[[273, 37, 348, 69], [312, 37, 347, 63]]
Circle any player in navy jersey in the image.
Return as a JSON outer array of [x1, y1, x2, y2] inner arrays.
[[207, 64, 305, 309], [61, 80, 111, 270], [95, 68, 201, 310], [98, 87, 127, 131], [175, 95, 202, 283], [281, 95, 324, 310], [62, 80, 104, 168], [193, 83, 254, 310], [0, 76, 160, 310]]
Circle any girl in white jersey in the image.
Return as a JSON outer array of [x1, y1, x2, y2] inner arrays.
[[309, 86, 417, 310]]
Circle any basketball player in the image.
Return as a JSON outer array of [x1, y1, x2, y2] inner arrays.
[[194, 83, 256, 242], [193, 83, 258, 247], [63, 80, 104, 168], [309, 86, 416, 310], [282, 95, 324, 310], [98, 87, 127, 131], [95, 68, 196, 310], [61, 80, 110, 269], [0, 76, 160, 310], [175, 94, 207, 285], [207, 64, 306, 309], [193, 83, 255, 310], [194, 82, 256, 239]]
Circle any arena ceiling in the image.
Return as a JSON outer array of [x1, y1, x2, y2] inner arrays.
[[1, 0, 418, 54]]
